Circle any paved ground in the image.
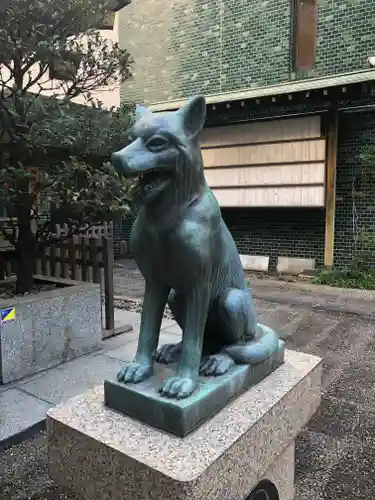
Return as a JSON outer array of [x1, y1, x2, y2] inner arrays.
[[113, 258, 375, 316], [2, 260, 375, 498], [0, 310, 177, 447], [113, 259, 145, 299]]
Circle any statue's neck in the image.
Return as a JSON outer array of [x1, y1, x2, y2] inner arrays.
[[142, 170, 207, 225]]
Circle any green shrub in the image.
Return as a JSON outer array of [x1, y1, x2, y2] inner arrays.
[[312, 269, 375, 290]]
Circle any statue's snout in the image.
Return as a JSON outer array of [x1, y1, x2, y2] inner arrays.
[[111, 149, 133, 176]]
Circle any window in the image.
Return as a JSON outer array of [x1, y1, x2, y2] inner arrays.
[[293, 0, 317, 72]]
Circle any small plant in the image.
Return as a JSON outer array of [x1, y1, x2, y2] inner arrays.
[[313, 140, 375, 290], [312, 268, 375, 290]]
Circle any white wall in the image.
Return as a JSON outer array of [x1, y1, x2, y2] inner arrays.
[[1, 15, 121, 109]]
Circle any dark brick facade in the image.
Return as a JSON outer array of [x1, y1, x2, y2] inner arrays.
[[169, 0, 292, 97], [119, 0, 375, 104], [115, 205, 327, 270], [315, 0, 375, 79], [113, 216, 134, 257], [222, 207, 325, 270], [334, 110, 375, 269]]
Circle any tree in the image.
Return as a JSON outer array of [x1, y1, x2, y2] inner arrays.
[[0, 0, 134, 293]]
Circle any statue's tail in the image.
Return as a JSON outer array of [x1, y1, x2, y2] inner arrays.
[[224, 324, 280, 365]]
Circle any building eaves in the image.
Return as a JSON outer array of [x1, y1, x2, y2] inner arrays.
[[149, 69, 375, 112]]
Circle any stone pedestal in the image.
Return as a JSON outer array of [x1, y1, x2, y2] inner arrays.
[[0, 279, 101, 384], [47, 350, 322, 500], [104, 336, 285, 437]]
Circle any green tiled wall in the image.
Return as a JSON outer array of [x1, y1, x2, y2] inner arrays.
[[119, 0, 375, 105], [315, 0, 375, 78]]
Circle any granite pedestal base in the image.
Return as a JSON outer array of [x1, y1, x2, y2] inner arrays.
[[47, 350, 322, 500]]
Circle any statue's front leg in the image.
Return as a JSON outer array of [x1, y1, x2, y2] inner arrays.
[[117, 282, 169, 384], [159, 284, 209, 399]]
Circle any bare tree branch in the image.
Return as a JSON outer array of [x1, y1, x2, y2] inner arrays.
[[24, 63, 49, 92]]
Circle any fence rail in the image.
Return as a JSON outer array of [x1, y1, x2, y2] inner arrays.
[[0, 221, 115, 335]]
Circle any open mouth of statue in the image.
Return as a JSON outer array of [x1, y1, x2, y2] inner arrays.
[[139, 168, 171, 196]]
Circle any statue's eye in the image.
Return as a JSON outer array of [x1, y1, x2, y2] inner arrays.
[[146, 136, 168, 151]]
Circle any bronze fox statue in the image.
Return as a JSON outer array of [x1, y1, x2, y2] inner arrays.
[[111, 95, 280, 399]]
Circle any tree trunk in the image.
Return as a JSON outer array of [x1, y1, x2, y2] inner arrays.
[[15, 202, 36, 295]]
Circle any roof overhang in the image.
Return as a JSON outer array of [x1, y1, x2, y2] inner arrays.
[[149, 69, 375, 113]]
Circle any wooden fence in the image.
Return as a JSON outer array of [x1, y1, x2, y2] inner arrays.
[[0, 222, 116, 336]]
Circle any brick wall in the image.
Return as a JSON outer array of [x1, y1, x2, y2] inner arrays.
[[119, 0, 375, 106], [113, 207, 326, 268], [334, 110, 375, 269], [170, 0, 292, 97], [217, 106, 375, 271], [314, 0, 375, 79], [113, 216, 135, 257], [222, 207, 325, 271]]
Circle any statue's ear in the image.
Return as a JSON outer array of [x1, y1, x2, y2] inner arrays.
[[135, 104, 152, 122], [177, 95, 206, 139]]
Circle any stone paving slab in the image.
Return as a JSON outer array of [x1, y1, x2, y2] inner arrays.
[[18, 353, 124, 406], [104, 331, 182, 363], [0, 389, 51, 449], [162, 323, 182, 335], [111, 307, 175, 331], [0, 311, 178, 446]]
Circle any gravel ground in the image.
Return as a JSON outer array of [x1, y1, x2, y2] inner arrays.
[[113, 296, 175, 320], [0, 282, 57, 300], [3, 271, 375, 499], [0, 431, 79, 500]]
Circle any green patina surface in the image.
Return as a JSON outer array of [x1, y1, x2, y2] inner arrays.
[[104, 338, 284, 437], [107, 96, 282, 428], [118, 0, 375, 105]]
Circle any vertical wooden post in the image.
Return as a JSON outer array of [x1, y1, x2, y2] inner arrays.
[[62, 224, 69, 278], [40, 245, 47, 276], [80, 237, 88, 282], [103, 236, 115, 332], [55, 224, 61, 278], [324, 110, 339, 270], [90, 237, 101, 284], [69, 236, 77, 280], [49, 240, 57, 277]]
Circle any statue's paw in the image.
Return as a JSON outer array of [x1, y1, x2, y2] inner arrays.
[[199, 354, 235, 376], [155, 342, 181, 364], [117, 362, 153, 384], [159, 375, 197, 399]]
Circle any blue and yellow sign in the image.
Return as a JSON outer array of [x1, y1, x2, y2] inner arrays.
[[1, 307, 15, 324]]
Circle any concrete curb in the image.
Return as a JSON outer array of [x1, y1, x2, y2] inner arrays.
[[102, 323, 133, 340], [0, 418, 46, 452], [250, 289, 375, 317], [247, 277, 375, 301]]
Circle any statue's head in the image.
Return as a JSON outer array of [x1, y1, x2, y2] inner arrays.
[[111, 95, 207, 205]]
